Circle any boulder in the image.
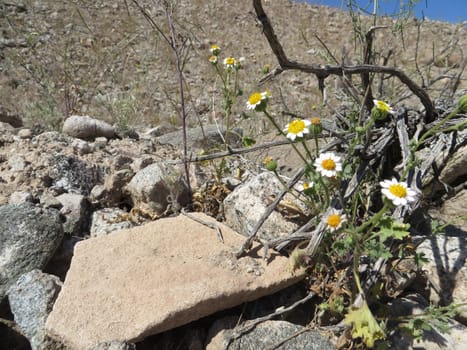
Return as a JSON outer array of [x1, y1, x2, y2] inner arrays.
[[45, 213, 304, 349], [63, 115, 115, 140], [8, 270, 62, 350], [0, 203, 63, 300]]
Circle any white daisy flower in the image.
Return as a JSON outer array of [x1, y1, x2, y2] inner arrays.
[[223, 56, 236, 69], [380, 178, 418, 206], [297, 181, 314, 192], [283, 119, 311, 141], [373, 99, 395, 115], [246, 91, 270, 111], [208, 55, 217, 64], [314, 152, 342, 178], [324, 209, 346, 232]]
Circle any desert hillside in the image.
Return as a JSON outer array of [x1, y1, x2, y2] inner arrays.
[[1, 0, 466, 132]]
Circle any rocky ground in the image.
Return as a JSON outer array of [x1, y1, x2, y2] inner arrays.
[[0, 0, 466, 349]]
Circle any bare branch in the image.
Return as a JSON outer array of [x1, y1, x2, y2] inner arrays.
[[252, 0, 435, 122]]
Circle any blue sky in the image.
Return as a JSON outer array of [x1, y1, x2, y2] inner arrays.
[[299, 1, 467, 23]]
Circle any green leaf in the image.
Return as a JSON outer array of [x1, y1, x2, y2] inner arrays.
[[345, 301, 386, 348], [377, 216, 410, 242], [242, 136, 256, 147]]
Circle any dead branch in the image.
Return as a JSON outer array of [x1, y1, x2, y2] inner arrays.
[[252, 0, 435, 122], [225, 291, 316, 347]]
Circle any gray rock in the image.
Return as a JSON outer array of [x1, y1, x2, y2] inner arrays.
[[144, 124, 177, 138], [439, 145, 467, 186], [57, 193, 90, 236], [223, 172, 299, 240], [156, 125, 242, 151], [90, 208, 135, 237], [39, 192, 63, 209], [71, 138, 92, 155], [8, 190, 33, 204], [125, 162, 190, 214], [90, 169, 134, 207], [0, 203, 63, 300], [430, 189, 467, 231], [388, 294, 467, 349], [417, 232, 467, 323], [206, 319, 336, 350], [8, 153, 28, 172], [17, 128, 33, 139], [63, 115, 115, 140], [48, 154, 102, 195], [8, 270, 62, 350], [91, 341, 136, 350]]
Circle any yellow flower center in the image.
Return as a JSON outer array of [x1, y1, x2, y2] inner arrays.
[[211, 44, 219, 50], [288, 119, 306, 134], [388, 184, 407, 198], [248, 92, 262, 105], [327, 214, 341, 228], [321, 158, 336, 170], [311, 117, 321, 125], [209, 55, 216, 62], [375, 100, 391, 113], [303, 182, 309, 189], [225, 57, 235, 65]]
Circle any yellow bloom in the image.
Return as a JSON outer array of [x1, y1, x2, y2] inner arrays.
[[283, 119, 311, 141], [314, 152, 342, 178], [246, 91, 270, 111], [224, 57, 236, 69], [380, 178, 418, 206], [324, 209, 346, 232], [373, 99, 394, 115]]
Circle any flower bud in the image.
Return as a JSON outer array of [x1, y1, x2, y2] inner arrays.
[[263, 156, 277, 171], [309, 117, 322, 135]]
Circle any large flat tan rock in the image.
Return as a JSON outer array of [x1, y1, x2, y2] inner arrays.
[[46, 213, 303, 349]]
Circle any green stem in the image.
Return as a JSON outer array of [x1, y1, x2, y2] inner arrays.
[[353, 242, 364, 295], [357, 201, 390, 236], [313, 134, 320, 157], [301, 139, 314, 161], [415, 107, 461, 150]]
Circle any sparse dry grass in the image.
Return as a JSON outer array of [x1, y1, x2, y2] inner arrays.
[[1, 0, 466, 133]]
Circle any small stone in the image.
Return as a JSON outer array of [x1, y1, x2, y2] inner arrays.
[[90, 208, 135, 237], [8, 191, 33, 204], [223, 172, 301, 240], [17, 128, 33, 139]]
